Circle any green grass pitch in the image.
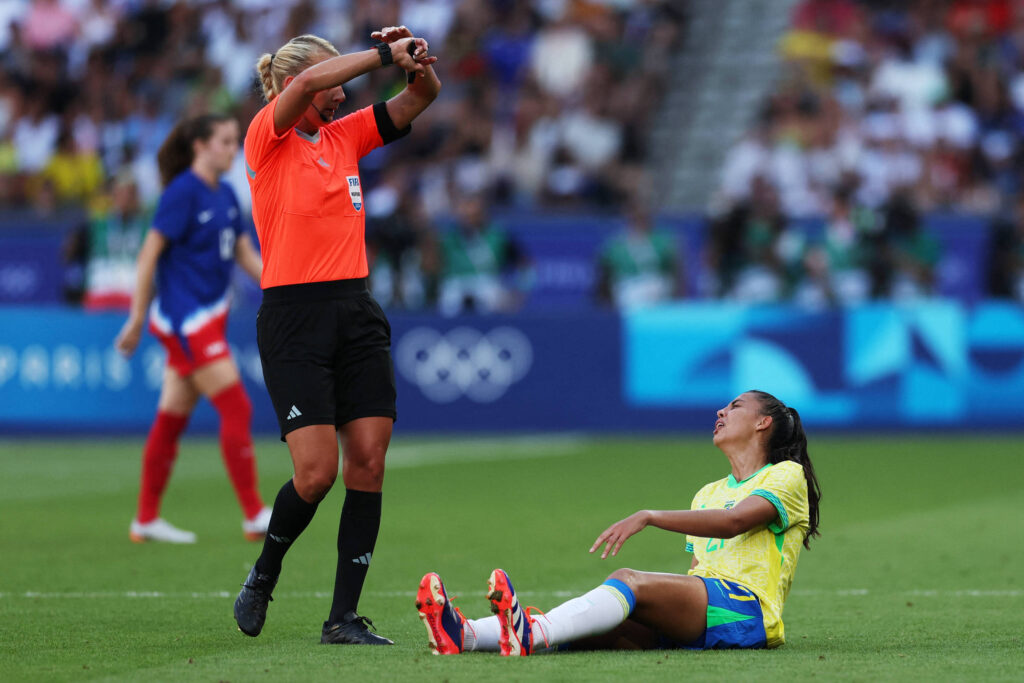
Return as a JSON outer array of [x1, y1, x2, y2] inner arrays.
[[1, 433, 1022, 681]]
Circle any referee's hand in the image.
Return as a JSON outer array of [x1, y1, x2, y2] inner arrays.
[[371, 25, 412, 43], [390, 37, 435, 78]]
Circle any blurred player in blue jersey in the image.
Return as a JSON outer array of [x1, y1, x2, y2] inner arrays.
[[115, 113, 270, 544]]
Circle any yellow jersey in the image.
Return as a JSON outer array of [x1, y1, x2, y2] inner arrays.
[[686, 460, 810, 647]]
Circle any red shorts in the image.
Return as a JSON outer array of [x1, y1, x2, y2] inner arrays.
[[149, 310, 231, 376]]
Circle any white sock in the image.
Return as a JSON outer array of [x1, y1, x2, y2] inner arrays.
[[463, 615, 501, 652], [530, 583, 633, 648]]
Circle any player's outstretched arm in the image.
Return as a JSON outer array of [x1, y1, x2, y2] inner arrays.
[[590, 496, 777, 559], [115, 229, 168, 357]]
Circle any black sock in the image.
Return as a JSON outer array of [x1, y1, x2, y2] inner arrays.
[[328, 489, 382, 623], [255, 479, 319, 577]]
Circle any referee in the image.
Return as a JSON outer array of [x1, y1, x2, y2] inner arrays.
[[233, 28, 439, 645]]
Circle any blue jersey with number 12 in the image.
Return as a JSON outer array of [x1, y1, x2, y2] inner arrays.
[[150, 169, 242, 335]]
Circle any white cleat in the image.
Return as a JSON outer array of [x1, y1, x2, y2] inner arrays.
[[130, 518, 197, 544], [242, 507, 273, 542]]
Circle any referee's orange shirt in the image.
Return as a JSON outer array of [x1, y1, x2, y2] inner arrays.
[[245, 97, 382, 288]]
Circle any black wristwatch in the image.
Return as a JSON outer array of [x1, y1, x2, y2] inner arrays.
[[375, 42, 393, 66]]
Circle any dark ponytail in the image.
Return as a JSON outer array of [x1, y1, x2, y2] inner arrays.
[[156, 113, 234, 186], [749, 390, 821, 549]]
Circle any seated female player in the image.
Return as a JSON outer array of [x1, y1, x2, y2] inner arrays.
[[415, 390, 821, 654]]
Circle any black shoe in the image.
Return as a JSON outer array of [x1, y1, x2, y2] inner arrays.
[[321, 612, 394, 645], [234, 566, 278, 637]]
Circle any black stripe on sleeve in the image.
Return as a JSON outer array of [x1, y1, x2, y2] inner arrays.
[[373, 101, 411, 145]]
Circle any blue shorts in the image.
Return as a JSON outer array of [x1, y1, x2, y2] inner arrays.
[[671, 577, 767, 650]]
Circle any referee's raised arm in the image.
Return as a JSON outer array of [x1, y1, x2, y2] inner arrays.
[[265, 32, 437, 136], [372, 25, 442, 130]]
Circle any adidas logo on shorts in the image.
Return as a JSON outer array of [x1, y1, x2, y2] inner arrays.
[[287, 405, 302, 420]]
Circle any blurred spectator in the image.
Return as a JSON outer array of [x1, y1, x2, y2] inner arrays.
[[437, 193, 531, 316], [482, 2, 535, 89], [791, 0, 864, 39], [707, 178, 791, 303], [987, 193, 1024, 301], [30, 175, 58, 217], [78, 0, 120, 53], [61, 219, 88, 305], [82, 174, 149, 310], [12, 97, 58, 174], [869, 31, 948, 113], [365, 170, 438, 310], [203, 4, 262, 99], [128, 94, 175, 159], [22, 0, 77, 53], [402, 0, 456, 46], [39, 127, 103, 207], [595, 202, 682, 309], [796, 184, 879, 307], [529, 13, 593, 100], [881, 192, 940, 300]]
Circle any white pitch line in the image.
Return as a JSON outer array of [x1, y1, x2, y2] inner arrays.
[[1, 589, 1021, 600], [0, 590, 547, 600], [384, 434, 589, 469], [790, 588, 1024, 598], [905, 589, 1024, 597]]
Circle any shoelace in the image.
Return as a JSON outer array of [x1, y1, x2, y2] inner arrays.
[[440, 594, 469, 630], [524, 606, 550, 650], [451, 605, 469, 651], [352, 614, 377, 632], [442, 592, 467, 621], [240, 583, 273, 602]]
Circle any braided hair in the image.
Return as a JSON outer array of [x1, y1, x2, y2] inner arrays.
[[749, 390, 821, 549]]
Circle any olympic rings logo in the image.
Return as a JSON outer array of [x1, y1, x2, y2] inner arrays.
[[394, 326, 533, 403]]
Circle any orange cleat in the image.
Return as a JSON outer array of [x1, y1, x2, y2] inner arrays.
[[488, 568, 534, 656], [416, 572, 466, 655]]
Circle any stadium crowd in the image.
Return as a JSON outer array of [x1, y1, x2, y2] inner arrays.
[[0, 0, 684, 311], [713, 0, 1024, 305], [1, 0, 1022, 310]]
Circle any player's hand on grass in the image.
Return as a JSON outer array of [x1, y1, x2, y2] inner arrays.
[[115, 318, 143, 357], [590, 510, 651, 559]]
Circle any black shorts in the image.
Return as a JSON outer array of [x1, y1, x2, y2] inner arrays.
[[256, 278, 397, 440]]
